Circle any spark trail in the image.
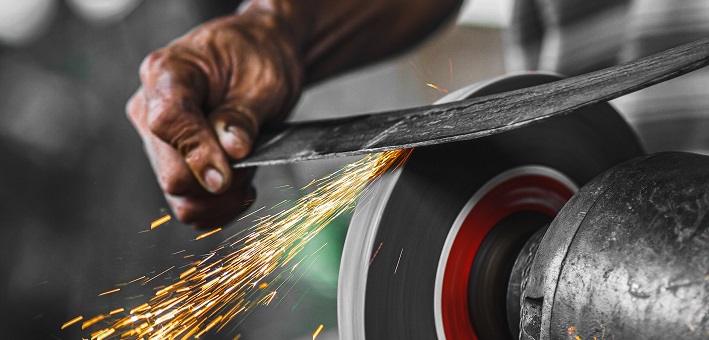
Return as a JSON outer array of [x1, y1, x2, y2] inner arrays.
[[76, 149, 411, 339]]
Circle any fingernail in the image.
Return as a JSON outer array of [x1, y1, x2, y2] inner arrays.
[[227, 125, 250, 143], [225, 125, 251, 159], [204, 167, 224, 193]]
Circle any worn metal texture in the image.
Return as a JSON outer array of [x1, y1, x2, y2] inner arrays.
[[234, 37, 709, 168], [507, 225, 549, 339], [521, 152, 709, 340], [468, 212, 551, 340]]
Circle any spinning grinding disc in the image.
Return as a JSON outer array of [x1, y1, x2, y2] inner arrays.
[[337, 73, 644, 340]]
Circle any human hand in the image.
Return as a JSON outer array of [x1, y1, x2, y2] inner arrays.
[[127, 8, 304, 228]]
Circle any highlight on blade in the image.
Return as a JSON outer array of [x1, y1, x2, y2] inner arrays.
[[76, 149, 411, 339]]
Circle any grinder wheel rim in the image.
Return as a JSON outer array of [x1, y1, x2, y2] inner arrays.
[[337, 72, 644, 340], [434, 166, 577, 339]]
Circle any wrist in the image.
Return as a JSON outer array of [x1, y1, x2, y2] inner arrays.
[[242, 0, 311, 56]]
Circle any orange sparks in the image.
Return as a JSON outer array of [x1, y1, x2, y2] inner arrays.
[[195, 315, 223, 338], [126, 276, 146, 285], [196, 228, 222, 240], [369, 242, 384, 265], [82, 314, 107, 329], [312, 324, 324, 340], [449, 57, 454, 83], [61, 315, 83, 329], [150, 214, 171, 229], [568, 326, 576, 334], [98, 288, 120, 297], [426, 83, 448, 94], [77, 150, 410, 339], [142, 266, 174, 285], [94, 328, 116, 340], [180, 267, 197, 279], [109, 308, 124, 315]]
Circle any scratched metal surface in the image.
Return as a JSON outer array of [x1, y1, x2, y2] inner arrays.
[[233, 37, 709, 168]]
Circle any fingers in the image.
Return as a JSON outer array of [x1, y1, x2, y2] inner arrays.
[[127, 89, 202, 196], [209, 105, 260, 160], [139, 50, 232, 194], [165, 170, 257, 229], [127, 87, 257, 228]]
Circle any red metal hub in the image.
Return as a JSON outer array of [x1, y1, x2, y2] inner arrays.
[[438, 169, 575, 339]]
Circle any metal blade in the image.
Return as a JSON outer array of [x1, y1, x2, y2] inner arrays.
[[234, 37, 709, 168]]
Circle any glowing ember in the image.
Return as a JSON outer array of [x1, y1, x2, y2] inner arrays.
[[98, 288, 121, 297], [426, 83, 449, 93], [312, 324, 324, 339], [79, 150, 411, 339], [61, 315, 83, 329], [150, 215, 171, 229], [369, 242, 384, 266], [109, 308, 124, 315], [195, 227, 222, 240]]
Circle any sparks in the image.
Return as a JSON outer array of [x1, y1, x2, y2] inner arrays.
[[141, 266, 174, 285], [115, 276, 145, 287], [448, 57, 453, 83], [426, 83, 449, 94], [312, 324, 324, 340], [369, 242, 384, 266], [394, 248, 403, 274], [98, 288, 121, 297], [195, 227, 222, 240], [109, 308, 124, 315], [79, 150, 411, 339], [150, 214, 171, 229], [61, 315, 83, 329]]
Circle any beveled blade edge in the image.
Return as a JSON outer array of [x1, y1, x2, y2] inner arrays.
[[234, 37, 709, 168]]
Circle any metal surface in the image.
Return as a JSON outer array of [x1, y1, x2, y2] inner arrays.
[[520, 152, 709, 340], [433, 165, 577, 340], [235, 37, 709, 168], [467, 211, 550, 340], [338, 73, 644, 339]]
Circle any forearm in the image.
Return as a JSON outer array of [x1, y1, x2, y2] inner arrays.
[[245, 0, 463, 83]]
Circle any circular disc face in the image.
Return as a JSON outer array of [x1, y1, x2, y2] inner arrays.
[[434, 166, 577, 340], [338, 73, 645, 340]]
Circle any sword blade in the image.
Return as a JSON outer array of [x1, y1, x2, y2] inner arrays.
[[234, 37, 709, 168]]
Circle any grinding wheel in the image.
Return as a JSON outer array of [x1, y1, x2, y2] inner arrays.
[[338, 73, 645, 340]]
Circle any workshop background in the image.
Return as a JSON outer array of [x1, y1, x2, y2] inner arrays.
[[0, 0, 508, 339], [0, 0, 706, 339]]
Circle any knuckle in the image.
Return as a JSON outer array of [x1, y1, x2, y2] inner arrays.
[[145, 96, 202, 139], [160, 172, 192, 196], [172, 126, 203, 159], [146, 104, 174, 134], [139, 49, 170, 80], [146, 103, 198, 140], [125, 92, 142, 123]]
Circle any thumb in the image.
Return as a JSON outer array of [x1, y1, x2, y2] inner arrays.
[[209, 105, 261, 161]]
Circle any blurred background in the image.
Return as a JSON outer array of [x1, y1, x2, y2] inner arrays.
[[2, 0, 706, 338], [0, 0, 508, 338]]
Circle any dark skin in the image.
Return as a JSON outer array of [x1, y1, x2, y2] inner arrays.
[[127, 0, 462, 228]]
